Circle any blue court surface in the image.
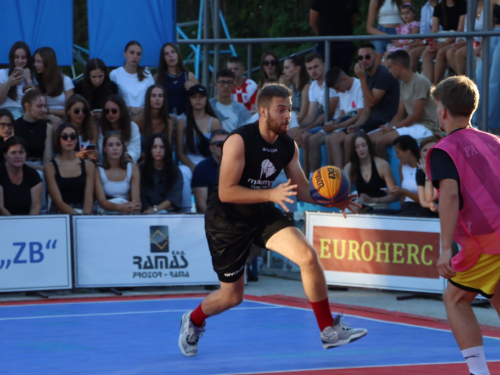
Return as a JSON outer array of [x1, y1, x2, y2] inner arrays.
[[1, 296, 499, 374]]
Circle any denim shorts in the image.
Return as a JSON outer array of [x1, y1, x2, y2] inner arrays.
[[372, 25, 398, 53]]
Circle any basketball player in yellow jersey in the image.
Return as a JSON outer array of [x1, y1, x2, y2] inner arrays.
[[179, 84, 367, 357]]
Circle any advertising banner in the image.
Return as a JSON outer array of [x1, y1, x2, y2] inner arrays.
[[0, 216, 72, 292], [74, 215, 218, 287], [306, 212, 445, 293]]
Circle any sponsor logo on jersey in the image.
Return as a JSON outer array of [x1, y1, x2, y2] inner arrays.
[[260, 159, 276, 178]]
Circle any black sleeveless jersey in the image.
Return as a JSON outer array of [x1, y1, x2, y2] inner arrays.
[[208, 121, 295, 222]]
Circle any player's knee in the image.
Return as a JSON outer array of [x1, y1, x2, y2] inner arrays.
[[443, 285, 469, 308], [228, 293, 244, 308], [297, 247, 319, 270]]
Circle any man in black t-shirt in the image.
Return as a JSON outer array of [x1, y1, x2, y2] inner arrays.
[[179, 84, 367, 357]]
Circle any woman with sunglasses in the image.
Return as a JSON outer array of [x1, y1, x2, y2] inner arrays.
[[44, 124, 95, 214], [257, 51, 287, 91], [0, 41, 34, 119], [141, 133, 183, 213], [99, 95, 141, 164], [0, 108, 15, 163], [155, 43, 198, 120], [95, 132, 141, 214], [0, 136, 42, 215], [110, 41, 154, 117], [33, 47, 74, 118], [282, 55, 310, 123], [65, 94, 98, 161]]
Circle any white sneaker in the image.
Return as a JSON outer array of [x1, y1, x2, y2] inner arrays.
[[178, 310, 206, 357], [320, 314, 367, 349]]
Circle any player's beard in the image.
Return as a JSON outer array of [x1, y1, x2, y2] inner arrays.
[[266, 113, 289, 136]]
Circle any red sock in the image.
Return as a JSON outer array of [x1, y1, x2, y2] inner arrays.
[[310, 298, 334, 332], [190, 303, 208, 327]]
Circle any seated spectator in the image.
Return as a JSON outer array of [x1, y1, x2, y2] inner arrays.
[[95, 133, 141, 214], [209, 70, 250, 132], [141, 133, 183, 213], [0, 186, 6, 215], [0, 41, 34, 119], [282, 55, 310, 123], [257, 51, 287, 91], [344, 131, 398, 212], [44, 124, 95, 214], [384, 3, 420, 59], [328, 44, 399, 167], [446, 2, 484, 76], [0, 108, 15, 163], [74, 58, 119, 112], [110, 41, 155, 116], [416, 136, 439, 215], [371, 50, 437, 159], [227, 56, 258, 112], [0, 136, 42, 215], [422, 0, 466, 84], [133, 85, 173, 157], [389, 135, 424, 216], [155, 42, 198, 119], [65, 94, 98, 161], [191, 129, 229, 213], [98, 95, 141, 163], [366, 0, 403, 58], [308, 67, 364, 172], [15, 89, 53, 171], [33, 47, 74, 118]]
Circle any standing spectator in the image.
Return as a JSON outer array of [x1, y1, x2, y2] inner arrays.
[[0, 136, 42, 215], [191, 129, 228, 213], [110, 41, 155, 116], [141, 133, 183, 213], [408, 0, 441, 72], [33, 47, 74, 118], [74, 58, 119, 111], [155, 42, 198, 119], [366, 0, 404, 58], [44, 124, 95, 214], [95, 133, 141, 214], [0, 109, 15, 163], [309, 0, 358, 73], [65, 94, 98, 161], [210, 70, 250, 132], [328, 44, 399, 167], [257, 51, 287, 90], [422, 0, 466, 84], [372, 50, 437, 159], [98, 95, 141, 163], [416, 136, 438, 215], [282, 55, 310, 124], [0, 41, 34, 119], [227, 56, 258, 112]]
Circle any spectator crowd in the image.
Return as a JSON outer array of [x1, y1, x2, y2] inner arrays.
[[0, 0, 491, 220]]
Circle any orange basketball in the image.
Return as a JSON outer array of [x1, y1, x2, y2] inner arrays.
[[309, 166, 351, 206]]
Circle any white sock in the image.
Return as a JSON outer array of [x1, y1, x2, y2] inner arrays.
[[461, 346, 490, 375]]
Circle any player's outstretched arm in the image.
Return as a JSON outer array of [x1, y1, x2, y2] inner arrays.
[[219, 134, 297, 207]]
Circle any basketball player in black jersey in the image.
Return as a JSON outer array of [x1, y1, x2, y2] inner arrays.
[[179, 84, 368, 357]]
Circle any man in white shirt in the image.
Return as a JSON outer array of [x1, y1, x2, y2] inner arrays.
[[227, 56, 258, 113]]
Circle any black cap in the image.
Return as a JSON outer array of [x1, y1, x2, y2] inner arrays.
[[188, 84, 208, 97]]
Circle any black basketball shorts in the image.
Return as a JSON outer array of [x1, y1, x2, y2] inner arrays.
[[205, 206, 296, 283]]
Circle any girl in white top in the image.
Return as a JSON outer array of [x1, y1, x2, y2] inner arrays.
[[110, 41, 154, 116], [0, 42, 35, 119], [95, 133, 141, 214], [367, 0, 405, 54], [98, 95, 141, 163], [33, 47, 74, 118]]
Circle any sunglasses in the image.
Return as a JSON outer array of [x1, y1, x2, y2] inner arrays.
[[358, 54, 372, 61], [263, 60, 277, 66], [211, 141, 224, 148], [73, 108, 87, 115], [61, 133, 77, 141], [104, 108, 119, 115]]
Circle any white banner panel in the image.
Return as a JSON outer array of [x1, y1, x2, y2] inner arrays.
[[74, 215, 218, 287], [0, 215, 72, 292], [306, 212, 446, 294]]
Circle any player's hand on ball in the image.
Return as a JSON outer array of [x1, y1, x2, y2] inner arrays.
[[334, 194, 362, 218], [271, 178, 297, 212]]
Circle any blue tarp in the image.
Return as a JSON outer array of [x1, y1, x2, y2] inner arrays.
[[87, 0, 177, 68], [0, 0, 73, 66]]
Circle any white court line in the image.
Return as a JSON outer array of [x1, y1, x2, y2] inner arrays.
[[0, 306, 283, 321]]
